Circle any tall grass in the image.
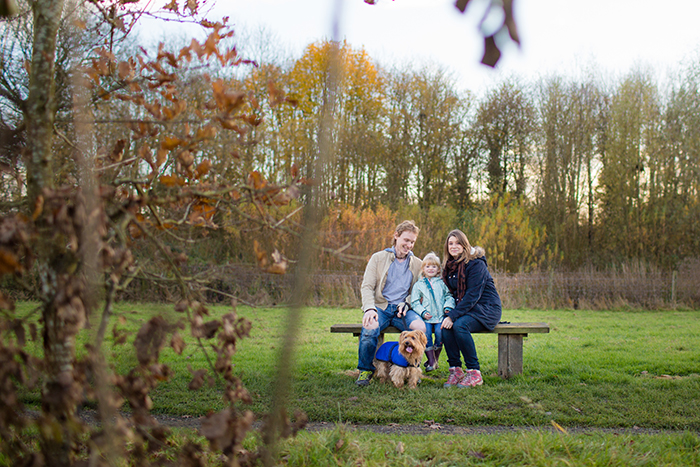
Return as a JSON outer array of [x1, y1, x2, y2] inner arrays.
[[125, 260, 700, 309], [5, 260, 700, 309]]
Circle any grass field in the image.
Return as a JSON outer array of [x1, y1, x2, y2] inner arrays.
[[12, 302, 700, 466], [140, 305, 700, 430]]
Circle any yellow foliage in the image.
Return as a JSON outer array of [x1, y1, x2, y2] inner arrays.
[[476, 193, 547, 273]]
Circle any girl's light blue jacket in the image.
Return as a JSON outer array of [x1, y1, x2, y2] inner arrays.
[[410, 276, 455, 324]]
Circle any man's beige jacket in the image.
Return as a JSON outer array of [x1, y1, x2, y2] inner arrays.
[[360, 249, 422, 313]]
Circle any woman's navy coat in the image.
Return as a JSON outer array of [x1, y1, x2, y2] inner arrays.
[[446, 256, 502, 330]]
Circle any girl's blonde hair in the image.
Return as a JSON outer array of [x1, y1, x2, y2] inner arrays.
[[421, 252, 441, 277]]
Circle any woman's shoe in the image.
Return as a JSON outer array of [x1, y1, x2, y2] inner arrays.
[[457, 369, 483, 388], [443, 367, 465, 387]]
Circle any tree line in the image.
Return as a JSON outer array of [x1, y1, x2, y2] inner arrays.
[[232, 40, 700, 272], [3, 14, 700, 275]]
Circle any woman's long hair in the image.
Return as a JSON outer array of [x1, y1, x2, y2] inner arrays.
[[441, 230, 484, 298], [442, 229, 476, 267]]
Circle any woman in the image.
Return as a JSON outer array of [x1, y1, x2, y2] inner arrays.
[[440, 229, 502, 388]]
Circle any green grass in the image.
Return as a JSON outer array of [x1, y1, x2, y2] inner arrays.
[[15, 303, 700, 431], [164, 306, 700, 430], [276, 426, 700, 466], [11, 302, 700, 466]]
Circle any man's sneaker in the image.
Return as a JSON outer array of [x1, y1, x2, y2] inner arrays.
[[443, 367, 465, 387], [356, 370, 373, 387], [457, 369, 483, 388]]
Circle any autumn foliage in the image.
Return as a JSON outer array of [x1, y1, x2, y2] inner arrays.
[[0, 14, 306, 466]]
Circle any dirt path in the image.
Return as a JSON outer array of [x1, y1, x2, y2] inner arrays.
[[76, 409, 692, 436]]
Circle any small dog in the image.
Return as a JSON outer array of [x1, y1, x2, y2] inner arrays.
[[373, 330, 427, 388]]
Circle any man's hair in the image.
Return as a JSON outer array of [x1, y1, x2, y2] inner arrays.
[[393, 220, 420, 245]]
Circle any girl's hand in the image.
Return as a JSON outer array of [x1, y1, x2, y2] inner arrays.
[[441, 317, 453, 329], [424, 312, 432, 319]]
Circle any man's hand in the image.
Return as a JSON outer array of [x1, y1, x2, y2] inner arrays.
[[441, 317, 453, 329], [362, 309, 378, 328], [396, 302, 408, 317]]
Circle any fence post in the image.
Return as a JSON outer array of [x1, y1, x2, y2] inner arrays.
[[671, 270, 677, 307]]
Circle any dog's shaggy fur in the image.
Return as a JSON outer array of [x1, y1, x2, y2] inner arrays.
[[373, 330, 427, 389]]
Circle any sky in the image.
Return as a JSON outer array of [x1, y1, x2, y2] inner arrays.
[[139, 0, 700, 93]]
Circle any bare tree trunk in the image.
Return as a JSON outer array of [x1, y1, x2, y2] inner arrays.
[[23, 1, 84, 466], [25, 0, 63, 204]]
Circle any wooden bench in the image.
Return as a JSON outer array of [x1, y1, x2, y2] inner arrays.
[[330, 322, 550, 379]]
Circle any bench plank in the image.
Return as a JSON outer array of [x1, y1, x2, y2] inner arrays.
[[330, 321, 549, 379], [330, 322, 550, 336]]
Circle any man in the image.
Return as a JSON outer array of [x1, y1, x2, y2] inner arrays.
[[356, 220, 426, 386]]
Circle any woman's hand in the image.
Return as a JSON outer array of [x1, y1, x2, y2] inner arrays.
[[441, 317, 453, 329], [423, 312, 432, 319]]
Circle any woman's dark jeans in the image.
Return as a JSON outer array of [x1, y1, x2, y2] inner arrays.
[[442, 313, 487, 370]]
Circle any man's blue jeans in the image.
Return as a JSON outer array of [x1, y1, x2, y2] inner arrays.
[[425, 322, 443, 349], [357, 304, 423, 372], [442, 313, 486, 370]]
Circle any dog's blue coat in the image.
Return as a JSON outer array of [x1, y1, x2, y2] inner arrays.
[[375, 342, 410, 368]]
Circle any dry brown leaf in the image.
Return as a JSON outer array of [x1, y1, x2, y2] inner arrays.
[[188, 368, 207, 390], [144, 102, 162, 119], [248, 170, 266, 190], [134, 316, 170, 365], [12, 319, 25, 347], [267, 249, 288, 275], [159, 175, 185, 187], [117, 60, 134, 80], [110, 139, 126, 162], [195, 159, 211, 179], [138, 145, 155, 168], [171, 332, 185, 354], [252, 240, 268, 269], [0, 249, 21, 275], [455, 0, 471, 13], [178, 150, 194, 167], [156, 147, 168, 168], [481, 35, 501, 67], [196, 125, 217, 140], [161, 136, 184, 150]]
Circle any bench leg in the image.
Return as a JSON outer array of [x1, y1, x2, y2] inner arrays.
[[498, 334, 524, 379]]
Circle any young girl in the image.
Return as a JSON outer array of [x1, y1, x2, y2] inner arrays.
[[410, 253, 455, 371], [441, 229, 502, 388]]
